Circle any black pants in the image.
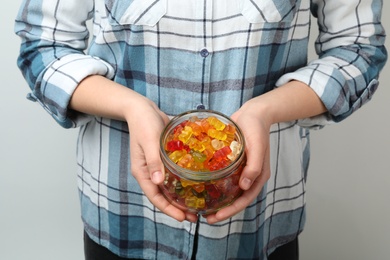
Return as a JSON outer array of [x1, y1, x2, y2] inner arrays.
[[84, 231, 299, 260]]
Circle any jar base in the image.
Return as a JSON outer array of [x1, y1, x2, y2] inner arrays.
[[159, 185, 243, 215]]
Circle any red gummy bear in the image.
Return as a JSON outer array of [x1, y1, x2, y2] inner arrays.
[[166, 140, 190, 152], [213, 146, 232, 161], [205, 184, 221, 199]]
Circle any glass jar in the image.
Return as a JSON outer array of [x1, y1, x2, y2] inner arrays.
[[159, 110, 246, 215]]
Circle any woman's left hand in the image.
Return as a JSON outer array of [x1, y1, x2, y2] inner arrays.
[[205, 98, 272, 224]]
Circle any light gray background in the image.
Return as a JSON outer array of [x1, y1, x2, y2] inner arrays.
[[1, 1, 389, 259]]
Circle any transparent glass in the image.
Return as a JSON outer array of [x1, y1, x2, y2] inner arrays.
[[159, 110, 246, 215]]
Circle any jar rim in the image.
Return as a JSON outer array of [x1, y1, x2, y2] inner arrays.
[[160, 110, 246, 181]]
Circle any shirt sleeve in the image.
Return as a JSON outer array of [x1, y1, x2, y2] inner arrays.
[[276, 0, 387, 128], [15, 0, 115, 128]]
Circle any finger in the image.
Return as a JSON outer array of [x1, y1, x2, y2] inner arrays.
[[206, 146, 271, 224], [147, 151, 165, 185], [131, 139, 196, 222], [137, 130, 165, 185], [133, 162, 189, 222], [205, 175, 265, 224], [148, 187, 187, 221], [146, 113, 171, 184], [185, 212, 199, 223], [239, 132, 267, 191]]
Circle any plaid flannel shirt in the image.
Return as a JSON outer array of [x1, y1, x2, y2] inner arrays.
[[15, 0, 386, 259]]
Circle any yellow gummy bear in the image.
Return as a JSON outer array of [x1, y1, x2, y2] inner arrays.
[[207, 116, 226, 131]]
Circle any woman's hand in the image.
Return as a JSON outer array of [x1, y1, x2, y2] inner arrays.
[[205, 81, 327, 224], [125, 97, 199, 223], [70, 75, 198, 222], [205, 98, 272, 224]]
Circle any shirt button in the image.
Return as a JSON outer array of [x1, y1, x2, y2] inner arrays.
[[200, 49, 209, 57], [196, 104, 206, 110]]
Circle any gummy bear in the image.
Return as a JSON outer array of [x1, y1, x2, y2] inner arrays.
[[191, 151, 207, 163], [213, 146, 232, 161], [223, 124, 236, 135], [207, 158, 230, 171], [169, 150, 187, 163], [192, 183, 205, 193], [185, 196, 205, 209], [227, 140, 241, 161], [199, 118, 213, 133], [202, 148, 214, 164], [207, 116, 226, 131], [181, 179, 197, 188], [215, 178, 232, 193], [166, 140, 185, 152], [187, 137, 205, 152], [190, 161, 205, 171], [178, 125, 193, 143], [211, 139, 224, 150], [177, 153, 194, 168], [205, 184, 221, 199], [187, 121, 202, 136], [207, 129, 227, 141]]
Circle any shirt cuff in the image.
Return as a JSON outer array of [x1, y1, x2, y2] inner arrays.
[[275, 57, 379, 129], [29, 53, 115, 128]]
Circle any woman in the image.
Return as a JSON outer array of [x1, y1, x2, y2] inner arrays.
[[15, 0, 387, 259]]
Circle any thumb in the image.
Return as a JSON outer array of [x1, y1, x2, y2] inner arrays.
[[145, 143, 166, 185], [148, 112, 171, 184]]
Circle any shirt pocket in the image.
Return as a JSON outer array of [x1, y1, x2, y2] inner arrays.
[[239, 0, 299, 23], [105, 0, 167, 27]]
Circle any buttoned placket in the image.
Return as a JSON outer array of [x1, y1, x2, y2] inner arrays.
[[194, 0, 213, 111]]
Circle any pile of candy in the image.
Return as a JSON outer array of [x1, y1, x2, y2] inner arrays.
[[161, 115, 245, 213], [164, 116, 242, 171]]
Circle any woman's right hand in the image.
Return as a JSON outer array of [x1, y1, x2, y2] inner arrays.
[[70, 75, 198, 222], [124, 96, 198, 223]]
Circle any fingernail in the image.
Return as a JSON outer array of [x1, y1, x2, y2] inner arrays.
[[241, 177, 252, 190], [152, 171, 163, 183]]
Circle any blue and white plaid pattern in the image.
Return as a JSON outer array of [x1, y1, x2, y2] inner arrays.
[[15, 0, 386, 259]]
